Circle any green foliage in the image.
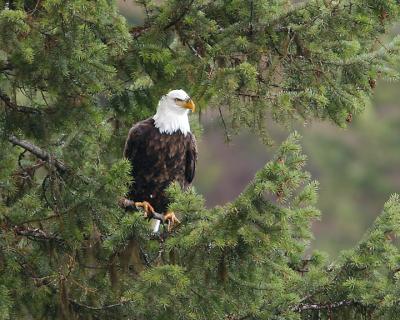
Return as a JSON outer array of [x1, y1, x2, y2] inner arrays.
[[115, 0, 400, 140], [0, 0, 400, 319]]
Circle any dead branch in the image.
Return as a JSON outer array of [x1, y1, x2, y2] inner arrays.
[[130, 25, 151, 39], [0, 89, 43, 114], [0, 61, 13, 72], [293, 300, 356, 312], [13, 225, 64, 244], [8, 135, 68, 173]]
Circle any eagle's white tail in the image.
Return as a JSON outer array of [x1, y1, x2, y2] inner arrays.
[[152, 219, 161, 233]]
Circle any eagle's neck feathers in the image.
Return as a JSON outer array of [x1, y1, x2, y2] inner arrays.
[[153, 97, 191, 135]]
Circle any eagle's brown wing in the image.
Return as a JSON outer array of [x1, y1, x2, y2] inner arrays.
[[123, 118, 197, 213], [185, 132, 197, 184], [123, 120, 148, 160]]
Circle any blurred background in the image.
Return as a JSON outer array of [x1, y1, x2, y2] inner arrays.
[[118, 1, 400, 256]]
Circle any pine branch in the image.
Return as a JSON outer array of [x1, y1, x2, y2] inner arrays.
[[236, 92, 262, 99], [13, 225, 64, 244], [0, 89, 43, 115], [129, 0, 195, 39], [69, 299, 131, 310], [18, 212, 66, 225], [293, 300, 357, 312], [163, 0, 195, 31], [0, 61, 13, 72], [130, 25, 151, 39], [8, 135, 68, 173], [268, 1, 310, 26]]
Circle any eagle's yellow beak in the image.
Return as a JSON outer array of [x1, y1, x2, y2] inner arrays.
[[183, 99, 195, 112]]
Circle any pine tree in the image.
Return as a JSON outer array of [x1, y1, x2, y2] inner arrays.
[[1, 0, 400, 319]]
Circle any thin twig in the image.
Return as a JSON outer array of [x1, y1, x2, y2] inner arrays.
[[69, 299, 131, 310], [19, 212, 65, 225], [187, 43, 203, 60], [218, 107, 231, 143]]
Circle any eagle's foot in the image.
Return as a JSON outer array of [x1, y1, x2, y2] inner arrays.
[[134, 201, 155, 218], [118, 198, 155, 218], [163, 211, 180, 232]]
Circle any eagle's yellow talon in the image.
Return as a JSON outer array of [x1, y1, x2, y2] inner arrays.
[[134, 201, 155, 218], [164, 211, 180, 232]]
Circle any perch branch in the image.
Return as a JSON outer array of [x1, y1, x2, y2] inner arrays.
[[118, 197, 166, 222]]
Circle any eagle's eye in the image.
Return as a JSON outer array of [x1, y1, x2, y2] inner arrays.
[[175, 98, 183, 102]]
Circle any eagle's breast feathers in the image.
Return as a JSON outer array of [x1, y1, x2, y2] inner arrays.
[[123, 118, 197, 213]]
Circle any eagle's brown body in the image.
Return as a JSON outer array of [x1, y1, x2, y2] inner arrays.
[[123, 118, 197, 213]]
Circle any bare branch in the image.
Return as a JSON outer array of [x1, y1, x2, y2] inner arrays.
[[130, 25, 151, 39], [8, 135, 68, 173], [0, 89, 43, 115], [293, 300, 356, 312], [218, 107, 231, 143], [0, 61, 13, 72], [13, 225, 64, 243]]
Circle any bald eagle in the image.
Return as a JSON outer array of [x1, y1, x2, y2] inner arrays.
[[121, 89, 197, 231]]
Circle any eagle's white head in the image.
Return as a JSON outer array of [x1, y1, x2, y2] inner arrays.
[[153, 89, 195, 136]]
